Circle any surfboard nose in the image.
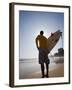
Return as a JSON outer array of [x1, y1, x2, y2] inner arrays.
[[57, 30, 62, 36], [60, 32, 62, 36]]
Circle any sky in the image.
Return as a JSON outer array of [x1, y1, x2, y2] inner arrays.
[[19, 10, 64, 59]]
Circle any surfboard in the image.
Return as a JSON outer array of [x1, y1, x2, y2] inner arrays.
[[47, 30, 62, 52]]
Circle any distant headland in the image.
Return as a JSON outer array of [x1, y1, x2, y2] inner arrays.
[[54, 48, 64, 56]]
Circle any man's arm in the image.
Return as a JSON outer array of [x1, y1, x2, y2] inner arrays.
[[35, 36, 39, 50]]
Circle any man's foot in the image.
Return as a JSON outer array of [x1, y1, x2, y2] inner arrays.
[[41, 75, 44, 78], [46, 75, 49, 78]]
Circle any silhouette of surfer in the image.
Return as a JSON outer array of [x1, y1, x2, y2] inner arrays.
[[35, 31, 50, 78]]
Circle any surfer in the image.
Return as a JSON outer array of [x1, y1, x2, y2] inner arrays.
[[35, 31, 50, 78]]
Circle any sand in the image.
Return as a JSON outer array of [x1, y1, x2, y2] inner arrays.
[[19, 57, 64, 79], [31, 64, 64, 78], [19, 64, 64, 79]]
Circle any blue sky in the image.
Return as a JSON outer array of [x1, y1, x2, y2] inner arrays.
[[19, 11, 64, 59]]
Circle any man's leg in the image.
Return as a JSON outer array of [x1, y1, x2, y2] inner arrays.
[[46, 63, 49, 77], [41, 64, 44, 78]]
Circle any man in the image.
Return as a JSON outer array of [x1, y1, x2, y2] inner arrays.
[[35, 31, 50, 78]]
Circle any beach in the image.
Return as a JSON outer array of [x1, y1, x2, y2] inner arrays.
[[19, 57, 64, 79]]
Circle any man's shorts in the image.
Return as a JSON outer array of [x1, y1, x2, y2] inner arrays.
[[39, 48, 50, 64]]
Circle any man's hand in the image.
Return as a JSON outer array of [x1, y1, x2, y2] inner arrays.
[[37, 47, 39, 50], [47, 49, 50, 54], [48, 51, 50, 54]]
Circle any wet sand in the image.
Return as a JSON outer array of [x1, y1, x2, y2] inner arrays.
[[32, 64, 64, 78], [19, 57, 64, 79]]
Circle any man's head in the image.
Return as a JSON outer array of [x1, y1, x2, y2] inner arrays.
[[40, 31, 44, 35]]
